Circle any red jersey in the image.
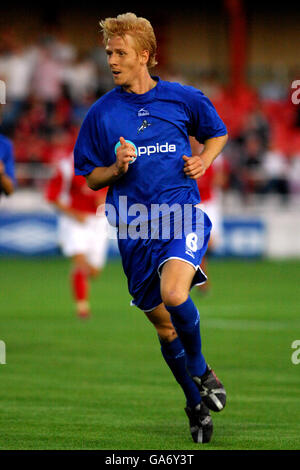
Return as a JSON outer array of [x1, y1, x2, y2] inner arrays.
[[197, 155, 229, 203], [190, 136, 216, 202], [46, 154, 107, 213], [197, 164, 215, 202]]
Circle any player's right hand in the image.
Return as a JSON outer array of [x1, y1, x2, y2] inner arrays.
[[115, 137, 136, 175]]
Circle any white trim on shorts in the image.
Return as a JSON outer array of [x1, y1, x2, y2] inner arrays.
[[130, 299, 162, 313], [129, 257, 208, 313], [157, 256, 204, 276], [158, 256, 208, 286]]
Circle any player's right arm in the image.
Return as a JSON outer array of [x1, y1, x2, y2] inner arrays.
[[85, 137, 136, 190], [51, 200, 88, 223]]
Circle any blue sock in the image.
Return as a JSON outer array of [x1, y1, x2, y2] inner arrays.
[[160, 336, 201, 408], [165, 296, 207, 377]]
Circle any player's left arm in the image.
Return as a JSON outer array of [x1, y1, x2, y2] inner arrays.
[[183, 87, 228, 179], [183, 134, 228, 179]]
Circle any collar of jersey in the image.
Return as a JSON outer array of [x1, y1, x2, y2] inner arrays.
[[116, 76, 160, 103]]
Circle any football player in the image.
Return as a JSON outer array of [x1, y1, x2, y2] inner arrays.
[[74, 13, 228, 442]]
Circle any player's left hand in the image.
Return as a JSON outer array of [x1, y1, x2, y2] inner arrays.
[[182, 155, 207, 179]]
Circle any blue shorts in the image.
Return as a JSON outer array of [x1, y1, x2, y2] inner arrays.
[[117, 205, 212, 312]]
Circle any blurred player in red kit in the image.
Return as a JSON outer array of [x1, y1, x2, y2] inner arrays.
[[190, 137, 229, 292], [46, 153, 109, 318]]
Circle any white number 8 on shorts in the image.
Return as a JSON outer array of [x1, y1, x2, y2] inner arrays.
[[186, 232, 198, 252]]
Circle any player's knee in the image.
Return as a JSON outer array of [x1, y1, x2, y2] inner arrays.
[[73, 255, 89, 272], [145, 310, 177, 342], [90, 267, 100, 278], [157, 324, 177, 343], [161, 288, 188, 307]]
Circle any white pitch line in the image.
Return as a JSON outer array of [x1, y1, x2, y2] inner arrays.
[[203, 318, 300, 331]]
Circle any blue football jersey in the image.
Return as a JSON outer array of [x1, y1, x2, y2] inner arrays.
[[74, 77, 227, 225]]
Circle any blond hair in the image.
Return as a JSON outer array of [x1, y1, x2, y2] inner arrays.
[[99, 12, 157, 69]]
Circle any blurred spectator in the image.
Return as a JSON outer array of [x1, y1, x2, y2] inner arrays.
[[63, 51, 98, 105], [0, 28, 299, 202], [49, 128, 77, 164], [288, 153, 300, 196], [259, 79, 287, 101], [261, 144, 290, 202], [90, 44, 113, 93], [48, 31, 76, 66], [31, 42, 63, 119], [239, 102, 270, 151], [197, 71, 223, 101], [0, 41, 36, 135], [239, 134, 266, 197]]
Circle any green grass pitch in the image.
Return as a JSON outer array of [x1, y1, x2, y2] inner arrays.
[[0, 256, 299, 450]]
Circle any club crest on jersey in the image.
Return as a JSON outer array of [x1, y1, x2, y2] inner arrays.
[[114, 139, 137, 164], [138, 107, 150, 117], [138, 120, 151, 133]]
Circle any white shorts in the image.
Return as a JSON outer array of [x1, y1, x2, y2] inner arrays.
[[58, 214, 110, 269]]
